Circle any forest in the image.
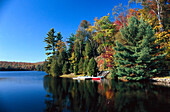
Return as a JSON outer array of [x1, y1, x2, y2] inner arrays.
[[43, 0, 169, 81], [0, 61, 44, 71]]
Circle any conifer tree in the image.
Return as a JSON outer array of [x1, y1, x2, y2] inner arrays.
[[43, 60, 51, 74], [67, 33, 76, 58], [87, 57, 97, 76], [62, 62, 69, 74], [74, 40, 80, 63], [50, 58, 60, 77], [78, 58, 84, 74], [57, 51, 67, 74], [85, 40, 93, 58], [74, 63, 78, 75], [83, 57, 89, 74], [44, 28, 57, 57], [70, 63, 74, 73], [114, 17, 165, 81]]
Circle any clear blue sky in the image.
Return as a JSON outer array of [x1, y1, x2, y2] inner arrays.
[[0, 0, 141, 62]]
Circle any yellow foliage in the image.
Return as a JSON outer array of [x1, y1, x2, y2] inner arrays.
[[55, 40, 65, 53], [69, 52, 77, 66]]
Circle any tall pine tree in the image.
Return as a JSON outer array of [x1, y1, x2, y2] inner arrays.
[[83, 57, 89, 74], [85, 40, 93, 58], [114, 17, 165, 81], [50, 58, 60, 77], [44, 28, 57, 57], [78, 58, 84, 74], [87, 57, 97, 76], [62, 61, 69, 74]]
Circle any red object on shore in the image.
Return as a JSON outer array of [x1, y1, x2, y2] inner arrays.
[[92, 77, 101, 80]]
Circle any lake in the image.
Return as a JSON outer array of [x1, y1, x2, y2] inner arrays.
[[0, 71, 170, 112]]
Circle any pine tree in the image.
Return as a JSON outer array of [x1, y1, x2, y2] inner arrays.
[[78, 58, 84, 74], [67, 33, 76, 58], [44, 28, 57, 57], [74, 63, 78, 75], [57, 51, 67, 74], [85, 40, 93, 58], [62, 62, 69, 74], [43, 60, 51, 74], [74, 40, 80, 63], [50, 58, 60, 77], [87, 57, 97, 76], [114, 17, 165, 81], [83, 57, 89, 74], [70, 63, 74, 73]]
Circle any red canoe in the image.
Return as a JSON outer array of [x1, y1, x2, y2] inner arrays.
[[92, 77, 101, 80]]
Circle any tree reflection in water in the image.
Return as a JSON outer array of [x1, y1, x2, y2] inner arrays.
[[43, 76, 170, 112]]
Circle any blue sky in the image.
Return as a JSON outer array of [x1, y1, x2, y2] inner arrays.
[[0, 0, 141, 62]]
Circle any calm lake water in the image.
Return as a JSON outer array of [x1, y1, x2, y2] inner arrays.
[[0, 71, 170, 112]]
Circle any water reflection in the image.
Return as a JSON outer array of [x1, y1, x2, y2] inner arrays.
[[43, 76, 170, 112]]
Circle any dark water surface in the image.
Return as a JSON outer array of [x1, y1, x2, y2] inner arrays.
[[0, 71, 170, 112]]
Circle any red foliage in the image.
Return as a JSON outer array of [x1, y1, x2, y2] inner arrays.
[[102, 47, 114, 68]]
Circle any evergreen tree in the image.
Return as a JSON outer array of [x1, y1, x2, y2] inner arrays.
[[43, 60, 50, 74], [87, 57, 97, 76], [74, 63, 78, 75], [70, 63, 74, 73], [62, 62, 69, 74], [114, 17, 165, 81], [83, 57, 89, 74], [85, 40, 93, 58], [57, 51, 66, 74], [67, 33, 76, 58], [50, 58, 60, 77], [74, 40, 80, 63], [78, 58, 84, 74], [44, 28, 57, 57]]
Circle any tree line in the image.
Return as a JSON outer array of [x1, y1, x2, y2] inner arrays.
[[0, 61, 44, 71], [43, 0, 169, 81]]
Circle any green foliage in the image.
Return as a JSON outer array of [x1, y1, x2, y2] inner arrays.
[[62, 62, 69, 74], [57, 51, 67, 74], [44, 28, 57, 57], [43, 60, 51, 74], [83, 57, 89, 74], [74, 63, 78, 75], [67, 33, 76, 58], [85, 40, 93, 58], [69, 63, 74, 73], [114, 17, 165, 81], [78, 58, 84, 74], [74, 40, 80, 63], [87, 57, 97, 76], [92, 15, 116, 54], [50, 58, 60, 77]]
